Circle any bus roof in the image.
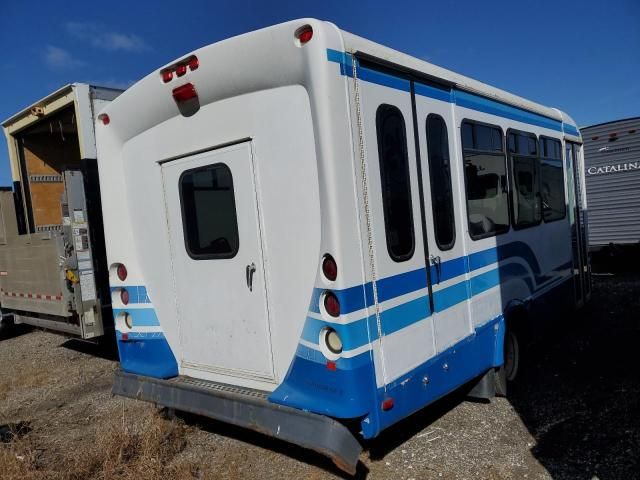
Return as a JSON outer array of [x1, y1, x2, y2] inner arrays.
[[339, 29, 577, 128]]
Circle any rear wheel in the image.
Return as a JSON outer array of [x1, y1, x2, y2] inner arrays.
[[0, 310, 14, 338], [495, 326, 521, 397]]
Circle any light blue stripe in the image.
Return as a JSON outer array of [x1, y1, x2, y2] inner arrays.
[[113, 308, 160, 327]]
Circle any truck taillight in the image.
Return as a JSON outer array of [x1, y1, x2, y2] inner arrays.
[[120, 288, 129, 305], [98, 113, 110, 125]]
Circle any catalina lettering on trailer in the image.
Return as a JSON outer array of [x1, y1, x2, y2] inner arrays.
[[587, 161, 639, 176]]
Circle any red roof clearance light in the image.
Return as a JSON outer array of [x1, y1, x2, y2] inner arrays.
[[172, 83, 198, 103], [176, 64, 187, 77], [188, 57, 199, 71], [295, 25, 313, 45], [162, 70, 173, 83], [98, 113, 110, 125]]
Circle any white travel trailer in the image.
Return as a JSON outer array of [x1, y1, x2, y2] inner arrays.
[[96, 19, 590, 473]]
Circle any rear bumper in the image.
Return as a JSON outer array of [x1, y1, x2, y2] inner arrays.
[[112, 370, 362, 474]]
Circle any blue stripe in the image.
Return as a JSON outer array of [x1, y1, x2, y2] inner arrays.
[[113, 307, 160, 327], [110, 285, 151, 304], [327, 49, 579, 137], [563, 123, 580, 136]]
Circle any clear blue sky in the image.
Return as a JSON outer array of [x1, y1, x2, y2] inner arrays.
[[0, 0, 638, 186]]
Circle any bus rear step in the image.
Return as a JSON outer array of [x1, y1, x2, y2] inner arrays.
[[112, 370, 362, 475]]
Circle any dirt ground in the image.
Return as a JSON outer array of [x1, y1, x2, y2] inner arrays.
[[1, 274, 638, 480]]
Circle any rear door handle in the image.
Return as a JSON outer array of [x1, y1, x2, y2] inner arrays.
[[246, 263, 256, 291], [430, 255, 442, 283]]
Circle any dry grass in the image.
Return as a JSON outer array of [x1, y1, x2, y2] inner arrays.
[[0, 361, 50, 402], [0, 411, 209, 480]]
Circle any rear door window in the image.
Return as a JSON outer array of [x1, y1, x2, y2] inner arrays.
[[179, 163, 240, 259]]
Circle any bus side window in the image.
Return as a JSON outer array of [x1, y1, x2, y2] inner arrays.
[[508, 130, 541, 228], [375, 104, 415, 262], [461, 120, 509, 239], [539, 137, 566, 222], [426, 114, 455, 249]]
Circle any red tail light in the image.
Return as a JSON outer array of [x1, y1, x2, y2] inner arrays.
[[172, 83, 198, 103], [382, 398, 394, 411], [116, 264, 127, 281], [98, 113, 110, 125], [322, 254, 338, 281], [323, 292, 340, 317], [120, 288, 129, 305], [295, 25, 313, 44]]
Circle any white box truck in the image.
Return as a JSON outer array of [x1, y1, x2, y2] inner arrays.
[[0, 84, 123, 339]]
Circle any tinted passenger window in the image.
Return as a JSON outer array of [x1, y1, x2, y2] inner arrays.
[[539, 137, 566, 221], [426, 114, 455, 249], [376, 104, 414, 261], [180, 163, 239, 259], [461, 121, 509, 239], [508, 131, 541, 228]]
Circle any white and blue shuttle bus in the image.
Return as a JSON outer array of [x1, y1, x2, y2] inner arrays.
[[96, 19, 590, 473]]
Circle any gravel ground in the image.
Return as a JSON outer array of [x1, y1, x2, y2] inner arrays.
[[0, 274, 638, 479]]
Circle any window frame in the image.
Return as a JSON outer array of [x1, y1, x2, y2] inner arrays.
[[178, 162, 240, 261], [460, 118, 511, 241], [506, 128, 542, 230], [425, 113, 456, 251], [538, 135, 567, 223], [375, 103, 416, 262]]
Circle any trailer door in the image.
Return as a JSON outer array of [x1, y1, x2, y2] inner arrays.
[[161, 141, 274, 382]]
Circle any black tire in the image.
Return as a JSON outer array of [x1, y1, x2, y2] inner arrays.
[[0, 314, 14, 338], [495, 325, 521, 397]]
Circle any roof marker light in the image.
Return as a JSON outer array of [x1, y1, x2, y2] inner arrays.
[[162, 70, 173, 83], [295, 25, 313, 45], [172, 83, 198, 103], [188, 57, 199, 71], [98, 113, 110, 125], [176, 64, 187, 77]]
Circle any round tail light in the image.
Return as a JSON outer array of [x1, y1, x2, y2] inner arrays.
[[323, 291, 340, 317], [322, 254, 338, 281], [120, 288, 129, 305], [116, 263, 127, 281]]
